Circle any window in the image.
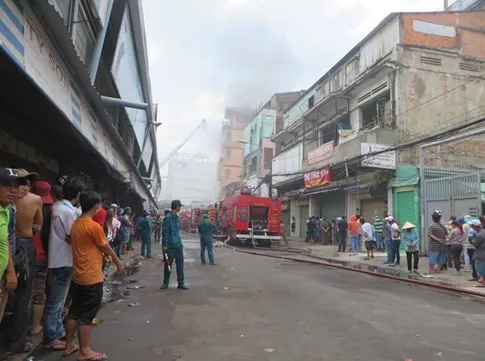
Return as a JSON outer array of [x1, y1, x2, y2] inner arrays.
[[54, 0, 73, 25], [308, 95, 315, 109], [319, 123, 337, 145], [225, 169, 231, 180], [72, 1, 101, 64], [360, 92, 391, 129]]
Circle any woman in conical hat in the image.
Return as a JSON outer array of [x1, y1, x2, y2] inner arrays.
[[402, 221, 420, 273]]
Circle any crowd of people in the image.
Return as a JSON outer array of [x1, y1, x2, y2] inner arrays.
[[0, 167, 153, 361], [303, 211, 485, 284]]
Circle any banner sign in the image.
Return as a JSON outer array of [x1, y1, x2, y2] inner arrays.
[[304, 166, 331, 189], [307, 141, 334, 165]]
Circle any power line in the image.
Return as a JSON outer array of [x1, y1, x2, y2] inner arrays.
[[271, 109, 485, 178], [290, 77, 477, 151]]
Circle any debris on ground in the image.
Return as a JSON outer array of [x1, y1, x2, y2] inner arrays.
[[127, 285, 144, 289], [128, 302, 140, 307], [214, 241, 224, 248], [264, 348, 274, 353]]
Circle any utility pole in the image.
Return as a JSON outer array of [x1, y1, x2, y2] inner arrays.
[[444, 0, 449, 10], [267, 171, 273, 200]]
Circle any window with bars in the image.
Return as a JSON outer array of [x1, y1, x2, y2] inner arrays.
[[72, 1, 101, 64]]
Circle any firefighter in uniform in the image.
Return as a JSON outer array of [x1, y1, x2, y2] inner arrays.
[[198, 214, 217, 265], [160, 200, 189, 290]]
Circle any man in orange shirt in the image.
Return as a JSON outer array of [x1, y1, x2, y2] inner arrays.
[[63, 191, 123, 361]]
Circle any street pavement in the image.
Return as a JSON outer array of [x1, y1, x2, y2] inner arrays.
[[30, 235, 485, 361]]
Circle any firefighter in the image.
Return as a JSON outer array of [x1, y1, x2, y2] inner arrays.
[[198, 214, 217, 265], [160, 200, 189, 290]]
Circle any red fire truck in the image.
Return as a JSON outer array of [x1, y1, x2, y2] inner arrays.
[[189, 207, 207, 233], [217, 194, 281, 247]]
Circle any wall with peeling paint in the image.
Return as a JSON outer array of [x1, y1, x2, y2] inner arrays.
[[396, 47, 485, 164]]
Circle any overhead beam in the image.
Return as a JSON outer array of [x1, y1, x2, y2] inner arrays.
[[100, 95, 149, 110]]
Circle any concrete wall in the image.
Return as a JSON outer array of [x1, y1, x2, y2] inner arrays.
[[397, 46, 485, 164]]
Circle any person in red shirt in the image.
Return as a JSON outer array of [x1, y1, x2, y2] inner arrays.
[[92, 203, 107, 229], [30, 181, 54, 336]]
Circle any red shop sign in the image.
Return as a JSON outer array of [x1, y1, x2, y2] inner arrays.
[[304, 166, 331, 189]]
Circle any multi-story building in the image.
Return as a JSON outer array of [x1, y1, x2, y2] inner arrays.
[[0, 0, 161, 211], [241, 92, 305, 198], [167, 153, 217, 206], [447, 0, 485, 10], [218, 106, 254, 198], [272, 10, 485, 239]]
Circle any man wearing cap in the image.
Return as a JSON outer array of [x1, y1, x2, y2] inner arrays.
[[0, 168, 25, 359], [198, 214, 217, 265], [9, 169, 42, 354], [161, 200, 188, 290]]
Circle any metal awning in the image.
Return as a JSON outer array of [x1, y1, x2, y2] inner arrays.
[[304, 186, 341, 196]]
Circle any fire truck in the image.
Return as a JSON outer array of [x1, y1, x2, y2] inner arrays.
[[189, 207, 207, 233], [217, 194, 282, 247]]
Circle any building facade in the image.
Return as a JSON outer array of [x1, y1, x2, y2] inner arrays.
[[167, 153, 217, 206], [0, 0, 161, 211], [218, 106, 253, 198], [241, 92, 305, 198], [272, 11, 485, 240]]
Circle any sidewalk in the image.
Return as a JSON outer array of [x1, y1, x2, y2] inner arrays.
[[286, 240, 485, 296], [10, 246, 142, 361]]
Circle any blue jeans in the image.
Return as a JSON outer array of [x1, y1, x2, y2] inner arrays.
[[43, 267, 72, 344], [141, 233, 152, 258], [390, 239, 401, 265], [350, 234, 359, 253], [375, 233, 384, 249], [385, 239, 392, 263]]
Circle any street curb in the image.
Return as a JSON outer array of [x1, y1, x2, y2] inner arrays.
[[12, 252, 139, 361], [225, 245, 485, 301]]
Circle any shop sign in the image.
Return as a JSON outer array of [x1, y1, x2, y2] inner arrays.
[[307, 141, 334, 165], [304, 166, 331, 189], [361, 143, 396, 170]]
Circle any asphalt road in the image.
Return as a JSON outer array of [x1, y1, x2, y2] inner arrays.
[[31, 235, 485, 361]]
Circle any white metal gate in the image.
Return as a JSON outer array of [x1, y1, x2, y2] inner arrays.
[[423, 169, 481, 222], [419, 129, 485, 253]]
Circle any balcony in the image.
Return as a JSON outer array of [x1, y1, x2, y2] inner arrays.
[[302, 126, 398, 170]]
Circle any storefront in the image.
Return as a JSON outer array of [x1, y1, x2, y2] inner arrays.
[[296, 196, 310, 238], [280, 198, 291, 230], [313, 190, 346, 221], [392, 166, 420, 249]]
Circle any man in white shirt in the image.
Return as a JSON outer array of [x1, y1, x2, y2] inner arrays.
[[42, 179, 85, 351], [361, 218, 375, 260]]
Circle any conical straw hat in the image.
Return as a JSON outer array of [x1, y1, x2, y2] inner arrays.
[[402, 221, 415, 230]]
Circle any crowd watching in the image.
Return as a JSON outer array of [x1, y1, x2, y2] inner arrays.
[[0, 167, 153, 361]]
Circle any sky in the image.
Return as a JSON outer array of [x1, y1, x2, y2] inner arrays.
[[142, 0, 447, 173]]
